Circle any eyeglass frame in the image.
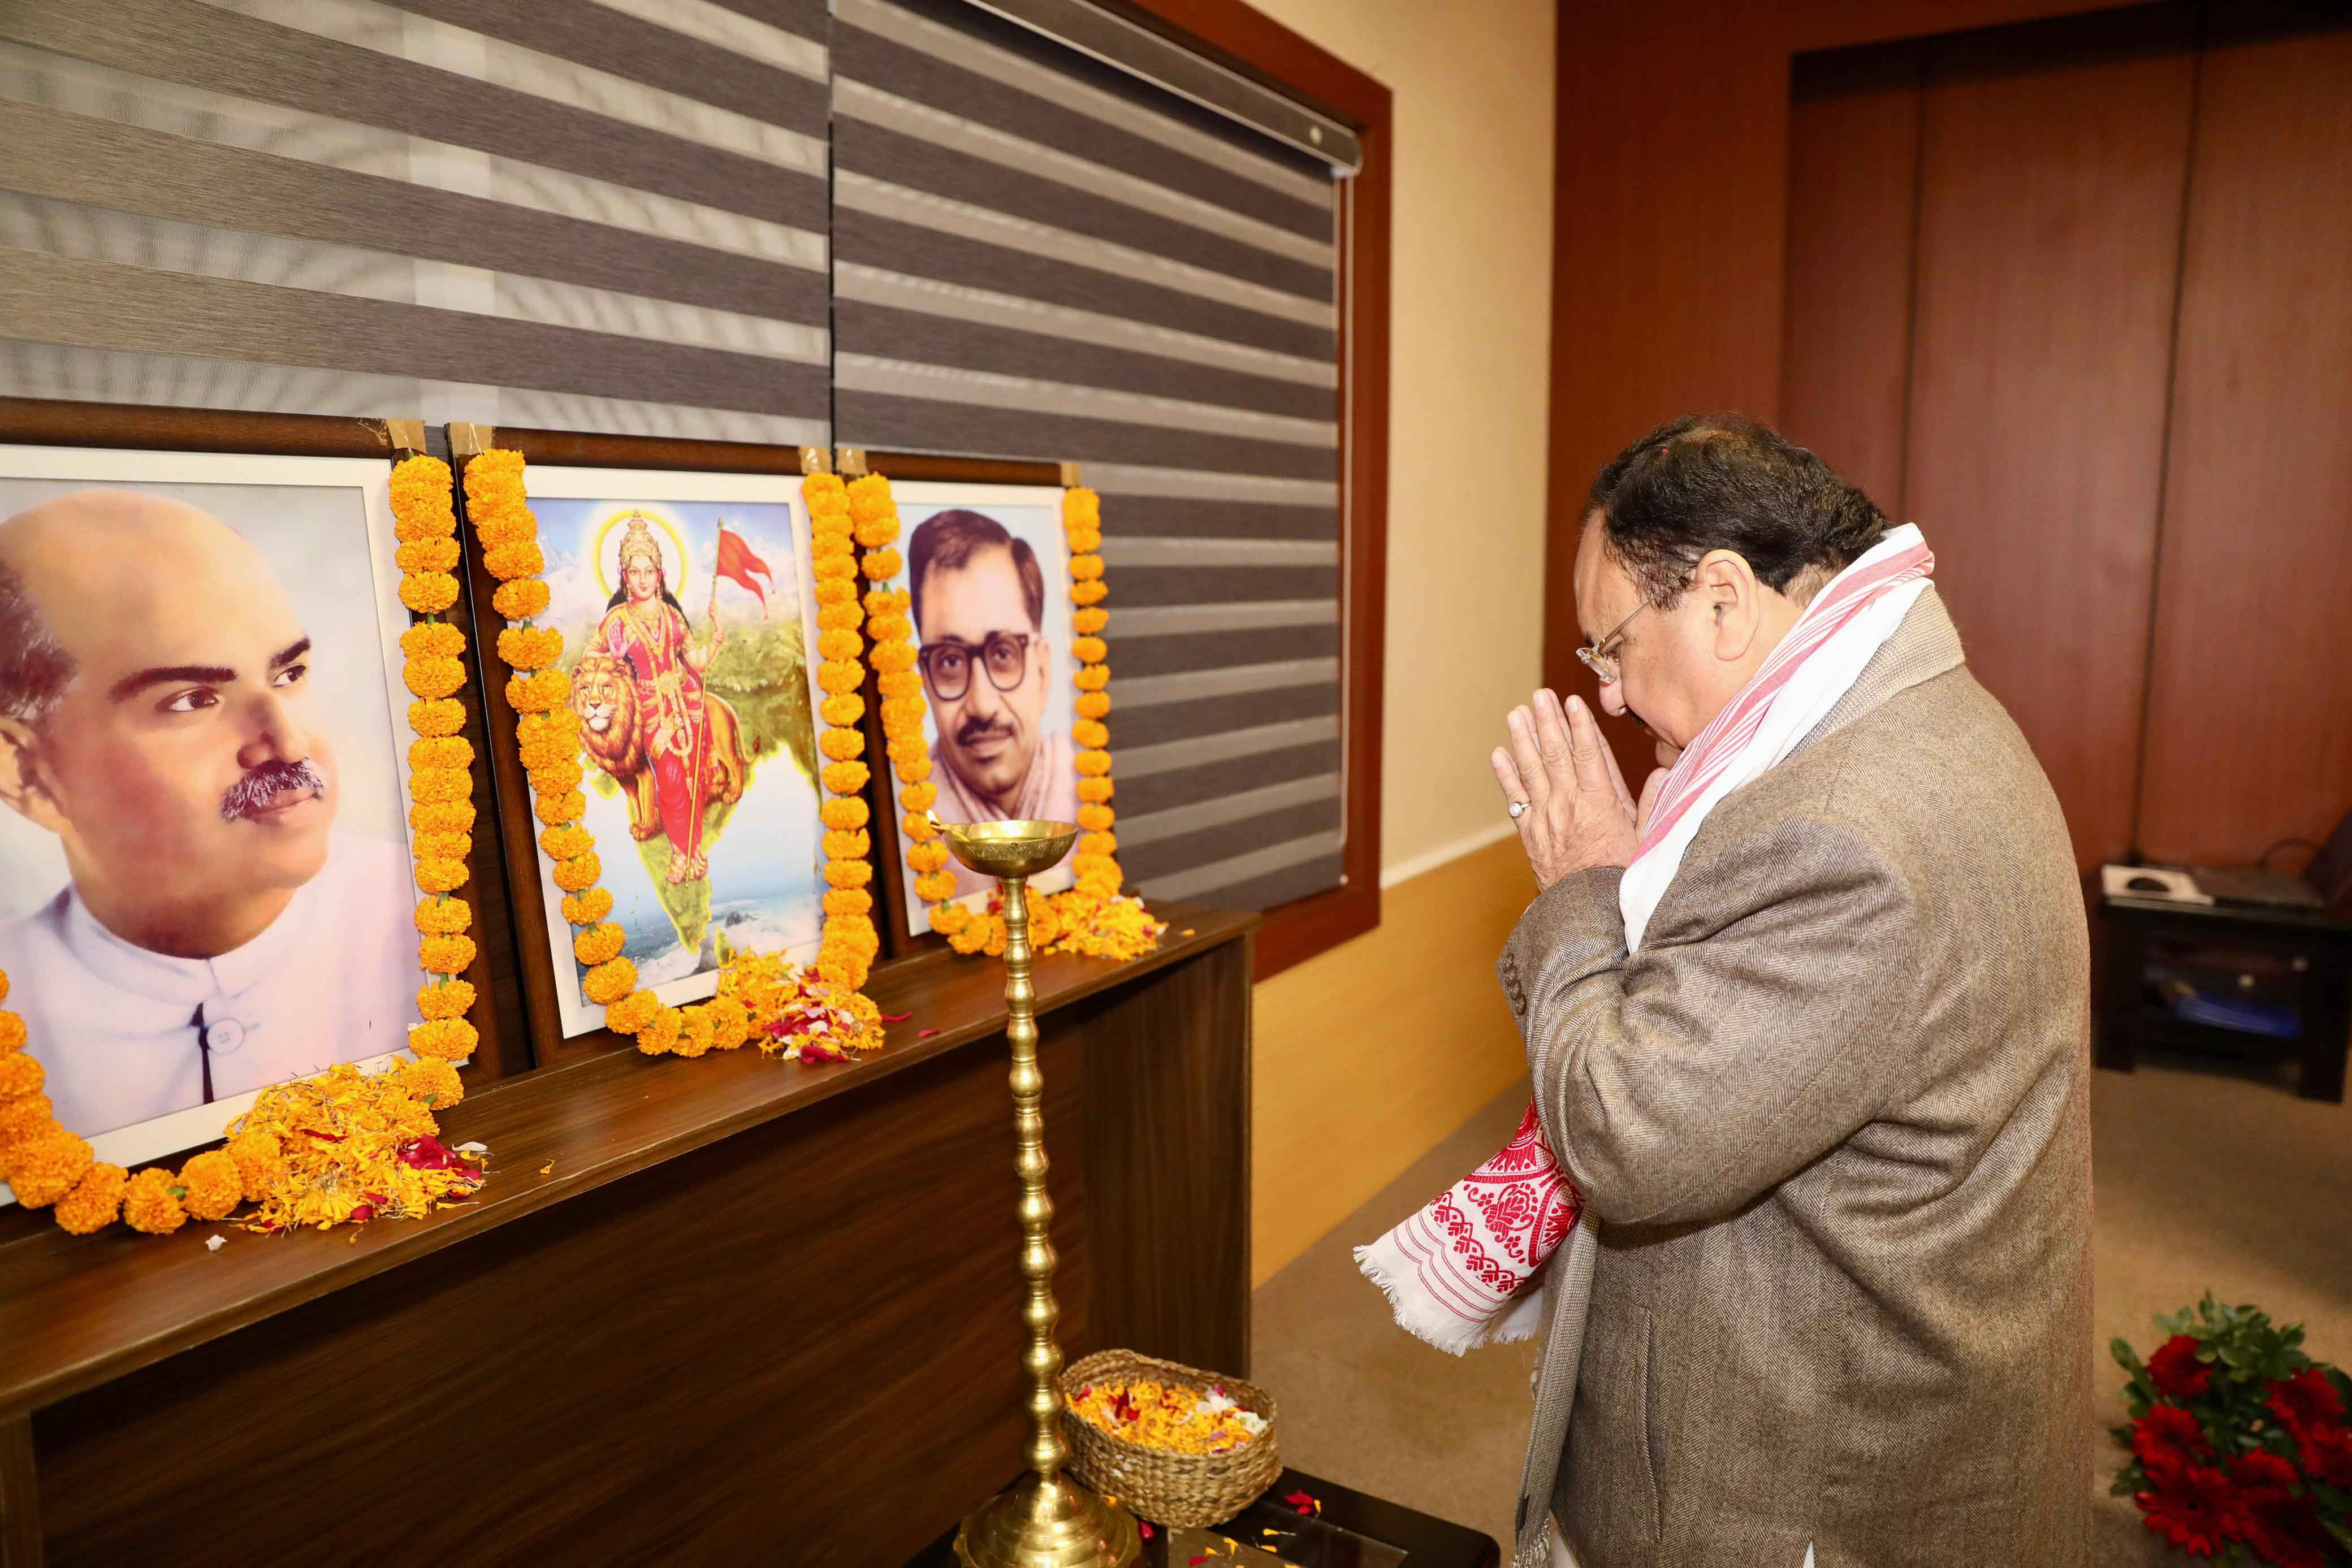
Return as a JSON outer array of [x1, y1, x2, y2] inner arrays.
[[1574, 600, 1649, 685], [916, 630, 1037, 701]]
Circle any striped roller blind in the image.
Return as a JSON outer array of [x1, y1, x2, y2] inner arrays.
[[0, 0, 831, 444], [831, 0, 1347, 913]]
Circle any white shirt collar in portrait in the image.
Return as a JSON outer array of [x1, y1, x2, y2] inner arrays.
[[0, 831, 421, 1142]]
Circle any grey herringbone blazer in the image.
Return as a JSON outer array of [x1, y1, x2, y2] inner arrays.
[[1499, 589, 2093, 1568]]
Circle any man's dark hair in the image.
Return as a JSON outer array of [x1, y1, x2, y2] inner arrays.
[[907, 509, 1045, 634], [1585, 413, 1889, 607], [0, 558, 75, 728]]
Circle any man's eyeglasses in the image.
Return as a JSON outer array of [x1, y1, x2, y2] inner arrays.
[[1575, 601, 1649, 685], [918, 633, 1034, 700]]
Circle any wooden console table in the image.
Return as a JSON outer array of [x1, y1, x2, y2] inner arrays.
[[0, 906, 1255, 1567]]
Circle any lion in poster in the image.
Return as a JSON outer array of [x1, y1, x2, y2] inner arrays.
[[569, 650, 747, 843]]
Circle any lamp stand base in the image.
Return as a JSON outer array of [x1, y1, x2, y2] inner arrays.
[[952, 1474, 1142, 1568]]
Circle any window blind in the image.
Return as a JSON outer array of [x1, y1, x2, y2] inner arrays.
[[0, 0, 832, 444], [831, 0, 1349, 912]]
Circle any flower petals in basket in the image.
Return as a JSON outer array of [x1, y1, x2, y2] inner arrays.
[[1061, 1348, 1281, 1528]]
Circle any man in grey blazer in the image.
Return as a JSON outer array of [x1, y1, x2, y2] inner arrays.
[[1488, 415, 2092, 1567]]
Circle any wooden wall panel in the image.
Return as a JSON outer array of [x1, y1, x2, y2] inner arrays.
[[2135, 18, 2352, 866], [1900, 9, 2197, 871], [1781, 44, 1923, 516]]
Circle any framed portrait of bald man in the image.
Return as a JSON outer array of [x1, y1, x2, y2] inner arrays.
[[882, 480, 1079, 937], [0, 440, 431, 1190]]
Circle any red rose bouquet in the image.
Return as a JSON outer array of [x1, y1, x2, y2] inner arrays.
[[2113, 1295, 2352, 1565]]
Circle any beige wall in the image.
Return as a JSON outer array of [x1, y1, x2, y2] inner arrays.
[[1241, 0, 1557, 1284]]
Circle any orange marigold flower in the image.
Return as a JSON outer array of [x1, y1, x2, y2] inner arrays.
[[846, 475, 893, 521], [1078, 777, 1114, 804], [540, 824, 594, 861], [1063, 487, 1100, 525], [868, 639, 916, 674], [410, 766, 470, 804], [420, 934, 477, 974], [409, 735, 474, 772], [822, 760, 870, 795], [877, 668, 922, 699], [397, 1057, 464, 1109], [822, 797, 871, 831], [820, 726, 865, 763], [1075, 665, 1110, 691], [0, 1010, 23, 1054], [180, 1149, 244, 1221], [493, 578, 552, 620], [573, 922, 626, 966], [804, 471, 847, 505], [54, 1162, 128, 1235], [518, 738, 574, 773], [823, 888, 874, 917], [823, 828, 872, 860], [904, 838, 950, 874], [930, 901, 971, 934], [415, 896, 473, 935], [900, 779, 939, 812], [414, 857, 469, 895], [1078, 803, 1116, 831], [505, 667, 570, 713], [561, 887, 615, 925], [854, 517, 899, 551], [704, 997, 751, 1051], [1073, 607, 1109, 635], [1076, 691, 1112, 720], [1072, 636, 1108, 665], [498, 626, 564, 671], [582, 956, 637, 1005], [824, 859, 874, 889], [0, 1092, 51, 1142], [418, 977, 475, 1019], [483, 540, 546, 581], [1080, 831, 1118, 857], [604, 989, 660, 1034], [227, 1131, 284, 1202], [409, 697, 467, 737], [552, 851, 603, 893], [1074, 719, 1110, 750], [636, 1004, 684, 1055], [392, 507, 457, 545], [412, 831, 471, 865], [817, 660, 863, 695], [529, 758, 585, 798], [397, 536, 462, 575], [673, 1007, 716, 1059], [7, 1129, 89, 1207], [814, 576, 855, 608], [1066, 527, 1102, 555], [915, 870, 958, 903], [1071, 579, 1108, 607], [408, 1017, 479, 1062], [1075, 749, 1113, 777], [894, 747, 934, 785], [518, 708, 581, 745], [0, 1052, 42, 1098], [400, 571, 460, 614], [861, 548, 902, 580], [817, 628, 863, 662], [818, 600, 864, 632], [879, 695, 926, 732], [1070, 552, 1104, 582], [812, 553, 857, 584], [902, 810, 937, 841], [820, 694, 866, 727], [868, 614, 913, 646], [120, 1167, 187, 1234], [535, 790, 586, 827], [401, 622, 466, 662]]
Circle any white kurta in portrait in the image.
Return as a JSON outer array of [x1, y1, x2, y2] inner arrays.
[[0, 832, 417, 1137]]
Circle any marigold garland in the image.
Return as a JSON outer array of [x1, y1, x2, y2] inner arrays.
[[464, 449, 885, 1068], [0, 453, 485, 1238]]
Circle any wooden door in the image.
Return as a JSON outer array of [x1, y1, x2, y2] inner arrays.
[[2133, 15, 2352, 867]]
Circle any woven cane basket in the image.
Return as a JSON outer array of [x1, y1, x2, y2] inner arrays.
[[1060, 1349, 1282, 1527]]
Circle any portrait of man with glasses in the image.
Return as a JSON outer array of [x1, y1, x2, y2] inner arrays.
[[906, 505, 1078, 905]]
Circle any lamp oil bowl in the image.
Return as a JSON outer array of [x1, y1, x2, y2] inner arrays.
[[932, 813, 1139, 1568]]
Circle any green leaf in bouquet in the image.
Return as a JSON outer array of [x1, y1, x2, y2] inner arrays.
[[2111, 1339, 2146, 1374], [2321, 1517, 2352, 1554]]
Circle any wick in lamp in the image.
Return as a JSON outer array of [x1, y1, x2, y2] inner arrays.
[[929, 814, 1143, 1568]]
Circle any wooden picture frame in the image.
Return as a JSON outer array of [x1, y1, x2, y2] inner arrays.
[[851, 449, 1066, 960], [0, 397, 525, 1179], [453, 425, 834, 1069]]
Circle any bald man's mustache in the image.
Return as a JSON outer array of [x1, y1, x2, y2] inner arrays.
[[220, 759, 326, 822]]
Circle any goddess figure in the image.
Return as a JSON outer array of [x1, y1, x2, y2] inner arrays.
[[585, 513, 743, 885]]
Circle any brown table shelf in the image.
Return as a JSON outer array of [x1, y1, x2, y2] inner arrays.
[[0, 903, 1256, 1568]]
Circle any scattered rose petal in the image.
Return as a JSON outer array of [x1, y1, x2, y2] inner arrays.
[[918, 1028, 940, 1038], [879, 1010, 911, 1023], [1137, 1522, 1153, 1539], [205, 1235, 226, 1252]]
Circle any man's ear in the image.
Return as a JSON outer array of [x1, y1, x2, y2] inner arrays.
[[0, 717, 68, 834], [1694, 550, 1763, 660]]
